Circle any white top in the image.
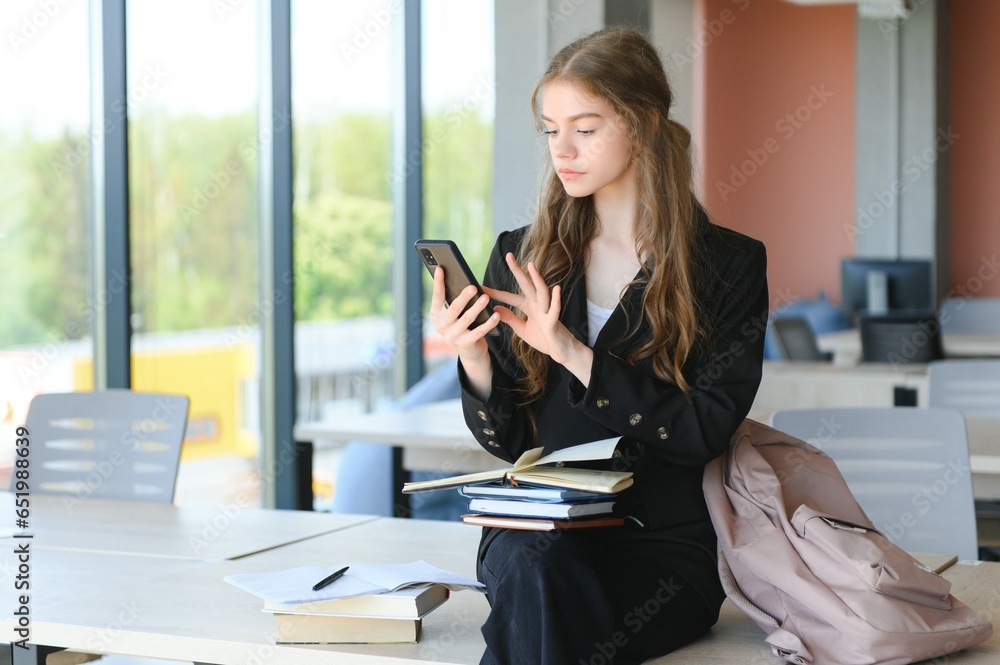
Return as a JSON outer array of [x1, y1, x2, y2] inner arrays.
[[586, 299, 615, 346]]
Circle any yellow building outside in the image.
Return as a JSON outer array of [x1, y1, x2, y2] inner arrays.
[[73, 339, 258, 462]]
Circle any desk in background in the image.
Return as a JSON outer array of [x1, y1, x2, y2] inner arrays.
[[295, 398, 500, 515], [752, 360, 928, 411], [298, 365, 1000, 511], [817, 329, 1000, 366]]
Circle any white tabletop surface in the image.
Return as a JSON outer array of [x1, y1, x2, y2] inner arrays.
[[0, 547, 201, 613], [2, 509, 986, 665], [0, 492, 378, 561], [2, 517, 489, 665]]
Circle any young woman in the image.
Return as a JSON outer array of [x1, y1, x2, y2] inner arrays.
[[430, 27, 768, 665]]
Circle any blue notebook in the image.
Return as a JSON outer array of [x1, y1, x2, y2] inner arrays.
[[459, 482, 614, 503]]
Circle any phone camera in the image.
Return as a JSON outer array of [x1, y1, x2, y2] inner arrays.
[[421, 249, 437, 266]]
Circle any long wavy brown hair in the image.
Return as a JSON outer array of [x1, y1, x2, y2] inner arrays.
[[512, 26, 705, 403]]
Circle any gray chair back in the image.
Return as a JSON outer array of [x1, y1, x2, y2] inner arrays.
[[771, 317, 831, 362], [23, 390, 189, 503], [770, 406, 978, 560], [939, 297, 1000, 333], [928, 359, 1000, 418], [928, 359, 1000, 499]]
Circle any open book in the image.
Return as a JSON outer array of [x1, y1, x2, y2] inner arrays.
[[401, 436, 633, 495], [225, 560, 484, 606]]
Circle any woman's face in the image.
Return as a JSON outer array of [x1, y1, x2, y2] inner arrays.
[[540, 80, 634, 200]]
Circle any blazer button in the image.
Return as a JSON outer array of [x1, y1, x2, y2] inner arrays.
[[629, 413, 643, 426], [596, 397, 610, 409], [657, 427, 670, 440], [477, 410, 488, 421], [483, 428, 495, 436], [487, 440, 500, 448]]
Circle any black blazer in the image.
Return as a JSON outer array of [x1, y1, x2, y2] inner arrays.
[[459, 214, 768, 532]]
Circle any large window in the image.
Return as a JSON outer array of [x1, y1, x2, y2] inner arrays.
[[0, 1, 92, 488], [421, 0, 495, 370], [291, 0, 398, 509], [124, 0, 262, 506], [292, 0, 397, 413], [1, 0, 497, 509]]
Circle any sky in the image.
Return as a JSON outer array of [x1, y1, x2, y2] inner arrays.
[[0, 0, 495, 137]]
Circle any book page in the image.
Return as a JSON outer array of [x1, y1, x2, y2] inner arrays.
[[509, 446, 544, 471], [514, 467, 632, 493], [225, 566, 385, 605], [348, 560, 484, 593], [226, 561, 484, 605], [402, 467, 505, 493], [532, 436, 622, 467]]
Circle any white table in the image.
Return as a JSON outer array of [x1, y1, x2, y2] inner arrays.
[[3, 510, 991, 665], [2, 518, 489, 665], [0, 493, 377, 561], [752, 360, 929, 411], [817, 329, 1000, 366]]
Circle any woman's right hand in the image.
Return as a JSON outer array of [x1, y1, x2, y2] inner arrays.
[[429, 266, 500, 394]]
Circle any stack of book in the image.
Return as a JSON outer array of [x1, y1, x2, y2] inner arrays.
[[224, 560, 485, 644], [266, 582, 448, 644], [459, 482, 624, 530], [403, 437, 634, 531]]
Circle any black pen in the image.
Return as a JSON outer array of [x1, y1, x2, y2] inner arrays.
[[312, 566, 349, 591]]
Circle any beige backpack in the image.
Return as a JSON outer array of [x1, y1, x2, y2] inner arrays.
[[703, 419, 992, 665]]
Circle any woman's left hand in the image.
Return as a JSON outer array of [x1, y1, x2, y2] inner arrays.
[[486, 252, 584, 366]]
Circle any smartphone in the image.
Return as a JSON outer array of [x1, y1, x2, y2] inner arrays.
[[414, 239, 499, 336]]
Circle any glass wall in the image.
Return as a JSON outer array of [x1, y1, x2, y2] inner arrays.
[[1, 0, 497, 508], [291, 0, 397, 509], [421, 0, 496, 371], [0, 1, 93, 488], [292, 0, 394, 420], [125, 0, 262, 506]]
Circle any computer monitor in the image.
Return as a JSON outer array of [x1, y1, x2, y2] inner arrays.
[[840, 258, 934, 319]]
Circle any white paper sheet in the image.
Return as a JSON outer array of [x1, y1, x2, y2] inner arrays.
[[224, 560, 484, 605]]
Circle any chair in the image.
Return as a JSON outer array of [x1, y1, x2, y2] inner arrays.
[[770, 407, 979, 560], [770, 316, 833, 362], [23, 390, 190, 503], [939, 297, 1000, 333], [859, 312, 944, 364], [928, 359, 1000, 518], [928, 359, 1000, 421]]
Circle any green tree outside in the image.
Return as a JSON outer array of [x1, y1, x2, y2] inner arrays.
[[0, 108, 494, 344]]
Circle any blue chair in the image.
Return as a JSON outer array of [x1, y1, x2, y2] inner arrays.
[[763, 293, 851, 360]]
